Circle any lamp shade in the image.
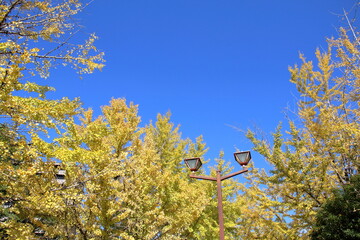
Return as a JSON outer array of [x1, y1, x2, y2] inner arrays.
[[234, 151, 251, 166], [184, 157, 202, 172]]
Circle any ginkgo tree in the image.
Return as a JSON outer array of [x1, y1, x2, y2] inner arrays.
[[48, 99, 229, 239], [0, 0, 103, 238], [237, 24, 360, 238], [1, 95, 253, 239], [2, 96, 226, 239]]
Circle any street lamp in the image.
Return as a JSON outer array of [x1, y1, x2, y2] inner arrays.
[[184, 151, 251, 240]]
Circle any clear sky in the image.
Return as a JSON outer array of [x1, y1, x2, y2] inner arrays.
[[47, 0, 356, 171]]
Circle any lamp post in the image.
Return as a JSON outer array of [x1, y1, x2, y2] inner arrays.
[[184, 151, 251, 240]]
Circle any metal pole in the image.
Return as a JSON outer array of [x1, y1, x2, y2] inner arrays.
[[189, 168, 249, 240], [216, 170, 225, 240]]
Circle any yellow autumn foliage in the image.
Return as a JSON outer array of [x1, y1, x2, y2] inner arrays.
[[240, 27, 360, 239]]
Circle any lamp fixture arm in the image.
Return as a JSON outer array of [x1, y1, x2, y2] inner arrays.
[[189, 168, 248, 182], [220, 169, 248, 181], [189, 174, 217, 181]]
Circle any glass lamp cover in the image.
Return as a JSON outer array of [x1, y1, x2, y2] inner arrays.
[[234, 151, 251, 166], [184, 158, 202, 171]]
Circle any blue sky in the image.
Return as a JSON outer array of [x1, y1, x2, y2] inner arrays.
[[48, 0, 355, 172]]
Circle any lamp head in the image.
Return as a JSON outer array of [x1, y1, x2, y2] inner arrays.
[[234, 151, 251, 166], [184, 157, 202, 172]]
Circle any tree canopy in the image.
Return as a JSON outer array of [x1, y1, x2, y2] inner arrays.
[[311, 174, 360, 240], [240, 21, 360, 239]]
